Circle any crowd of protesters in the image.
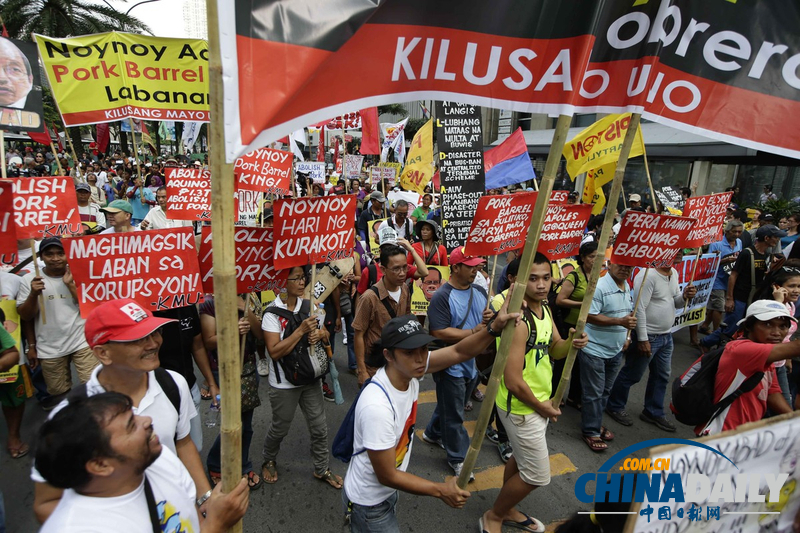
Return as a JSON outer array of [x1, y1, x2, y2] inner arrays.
[[2, 144, 800, 533]]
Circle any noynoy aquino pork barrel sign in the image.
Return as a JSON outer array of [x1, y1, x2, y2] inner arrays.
[[612, 212, 696, 269], [34, 32, 208, 126], [273, 195, 356, 269], [63, 227, 203, 316], [199, 226, 286, 293]]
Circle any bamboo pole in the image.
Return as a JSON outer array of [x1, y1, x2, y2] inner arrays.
[[205, 0, 242, 525], [0, 130, 6, 179], [458, 114, 572, 489], [621, 184, 628, 210], [30, 241, 46, 325], [485, 255, 498, 311], [552, 113, 643, 408], [129, 119, 145, 201], [64, 127, 81, 180], [643, 151, 657, 213], [49, 142, 63, 176]]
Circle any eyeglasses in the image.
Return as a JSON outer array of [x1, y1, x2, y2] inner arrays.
[[286, 277, 307, 283], [385, 265, 409, 274]]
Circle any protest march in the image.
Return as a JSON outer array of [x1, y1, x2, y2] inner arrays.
[[2, 2, 800, 533]]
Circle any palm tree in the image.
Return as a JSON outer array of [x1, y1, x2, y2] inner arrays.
[[0, 0, 151, 39]]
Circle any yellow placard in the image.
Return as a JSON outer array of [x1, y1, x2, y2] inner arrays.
[[34, 32, 209, 126], [411, 266, 450, 315], [563, 113, 644, 179], [400, 119, 433, 194], [583, 162, 615, 215], [0, 300, 22, 383], [368, 218, 387, 255]]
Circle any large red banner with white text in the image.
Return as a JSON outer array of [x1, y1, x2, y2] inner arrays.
[[11, 177, 81, 238], [681, 192, 734, 248], [199, 226, 287, 293], [612, 212, 696, 269]]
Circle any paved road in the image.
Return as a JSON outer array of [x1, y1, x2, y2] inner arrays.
[[2, 328, 703, 532]]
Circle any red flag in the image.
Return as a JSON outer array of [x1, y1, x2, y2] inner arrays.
[[359, 107, 380, 154], [96, 123, 110, 154], [51, 123, 64, 151], [1, 23, 8, 38], [28, 123, 52, 145], [317, 125, 326, 162], [333, 136, 340, 169]]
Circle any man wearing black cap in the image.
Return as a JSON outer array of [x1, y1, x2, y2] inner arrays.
[[342, 300, 520, 532], [17, 237, 98, 408]]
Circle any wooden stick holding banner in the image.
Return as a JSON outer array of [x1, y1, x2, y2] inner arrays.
[[621, 184, 627, 210], [49, 141, 63, 176], [485, 256, 497, 311], [30, 241, 46, 325], [551, 114, 643, 409], [64, 127, 81, 180], [643, 152, 657, 214], [0, 130, 6, 179], [128, 119, 145, 191], [205, 0, 242, 525], [458, 114, 572, 489]]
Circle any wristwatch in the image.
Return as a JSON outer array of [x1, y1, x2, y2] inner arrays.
[[486, 321, 503, 337], [196, 489, 212, 508]]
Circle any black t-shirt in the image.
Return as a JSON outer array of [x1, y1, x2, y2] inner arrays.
[[732, 247, 768, 303], [154, 305, 202, 389]]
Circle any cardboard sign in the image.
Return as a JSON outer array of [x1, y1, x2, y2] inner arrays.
[[411, 265, 450, 315], [295, 161, 325, 184], [367, 217, 387, 255], [0, 39, 45, 132], [682, 192, 734, 248], [655, 185, 684, 212], [64, 227, 203, 315], [344, 155, 364, 181], [273, 195, 356, 269], [165, 167, 211, 220], [0, 300, 22, 384], [538, 203, 593, 260], [612, 212, 696, 269], [234, 147, 292, 194], [370, 165, 396, 186], [199, 226, 286, 293], [234, 189, 265, 227], [12, 177, 82, 238], [0, 181, 17, 258]]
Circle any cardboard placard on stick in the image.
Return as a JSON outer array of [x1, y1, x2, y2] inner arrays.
[[63, 227, 204, 316], [464, 192, 536, 257], [11, 177, 82, 238], [234, 147, 292, 195], [411, 265, 450, 315], [612, 212, 696, 269], [682, 192, 734, 248], [165, 167, 212, 220], [538, 203, 593, 260], [199, 226, 286, 293], [272, 195, 356, 269], [295, 161, 326, 184]]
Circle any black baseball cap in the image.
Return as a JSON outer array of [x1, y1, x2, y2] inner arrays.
[[756, 224, 787, 240], [39, 237, 64, 252], [381, 315, 437, 350]]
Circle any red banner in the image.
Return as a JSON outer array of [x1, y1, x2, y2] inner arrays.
[[464, 192, 536, 256], [273, 195, 356, 269], [612, 212, 696, 269], [234, 147, 292, 195], [681, 192, 734, 248], [199, 226, 286, 293], [12, 177, 81, 238], [165, 167, 212, 220], [538, 203, 593, 260], [63, 227, 203, 316], [0, 181, 16, 258]]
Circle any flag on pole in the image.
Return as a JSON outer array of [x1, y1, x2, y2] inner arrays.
[[380, 118, 407, 162], [182, 121, 201, 154], [28, 123, 52, 145], [95, 123, 110, 154], [359, 107, 380, 155], [484, 128, 535, 190], [290, 129, 306, 161], [317, 125, 326, 162], [399, 118, 433, 194], [140, 122, 156, 154], [51, 123, 64, 151], [562, 114, 645, 179]]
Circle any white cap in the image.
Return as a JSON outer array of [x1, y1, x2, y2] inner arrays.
[[737, 300, 797, 326], [378, 226, 398, 245]]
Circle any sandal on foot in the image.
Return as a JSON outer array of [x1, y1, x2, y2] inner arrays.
[[465, 401, 474, 412], [200, 384, 212, 401], [8, 443, 29, 459], [247, 470, 263, 490], [600, 426, 614, 442], [261, 461, 278, 484], [582, 435, 608, 452], [208, 470, 221, 487], [503, 512, 545, 532], [472, 388, 485, 402], [314, 469, 343, 489]]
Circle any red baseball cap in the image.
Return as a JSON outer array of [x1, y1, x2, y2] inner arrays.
[[84, 298, 176, 348], [449, 246, 486, 267]]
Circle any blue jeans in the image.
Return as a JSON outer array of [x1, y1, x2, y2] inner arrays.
[[579, 350, 623, 437], [776, 365, 792, 406], [189, 383, 203, 452], [425, 371, 472, 464], [607, 333, 673, 418], [701, 299, 747, 347], [344, 490, 399, 533], [344, 313, 356, 370], [206, 409, 255, 474]]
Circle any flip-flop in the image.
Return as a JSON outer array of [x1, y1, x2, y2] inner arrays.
[[261, 461, 278, 484], [8, 443, 29, 459], [582, 435, 608, 452], [600, 426, 614, 441], [314, 469, 343, 489], [208, 470, 221, 487], [247, 470, 263, 491], [502, 512, 545, 532]]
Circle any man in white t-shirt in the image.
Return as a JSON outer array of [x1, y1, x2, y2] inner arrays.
[[141, 186, 194, 231], [17, 237, 98, 405], [377, 199, 413, 241], [32, 298, 211, 524], [36, 392, 248, 532], [342, 303, 519, 532]]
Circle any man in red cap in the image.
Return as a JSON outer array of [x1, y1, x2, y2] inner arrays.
[[32, 298, 212, 524], [421, 246, 492, 481]]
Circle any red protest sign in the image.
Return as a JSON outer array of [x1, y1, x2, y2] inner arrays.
[[681, 192, 734, 247], [273, 195, 356, 269], [165, 167, 212, 220], [199, 226, 287, 293], [63, 227, 203, 316], [12, 177, 81, 238], [234, 147, 292, 194], [464, 192, 536, 256], [538, 203, 592, 260], [612, 212, 696, 269], [0, 181, 17, 258]]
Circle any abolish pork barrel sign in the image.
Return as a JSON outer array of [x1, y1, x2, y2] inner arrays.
[[64, 227, 203, 316], [11, 177, 82, 238], [165, 167, 212, 220]]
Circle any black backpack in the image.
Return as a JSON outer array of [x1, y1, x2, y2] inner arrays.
[[332, 378, 394, 462], [547, 271, 573, 339], [265, 300, 329, 386], [670, 346, 764, 427]]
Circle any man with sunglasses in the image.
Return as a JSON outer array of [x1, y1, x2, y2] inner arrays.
[[31, 298, 211, 524]]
